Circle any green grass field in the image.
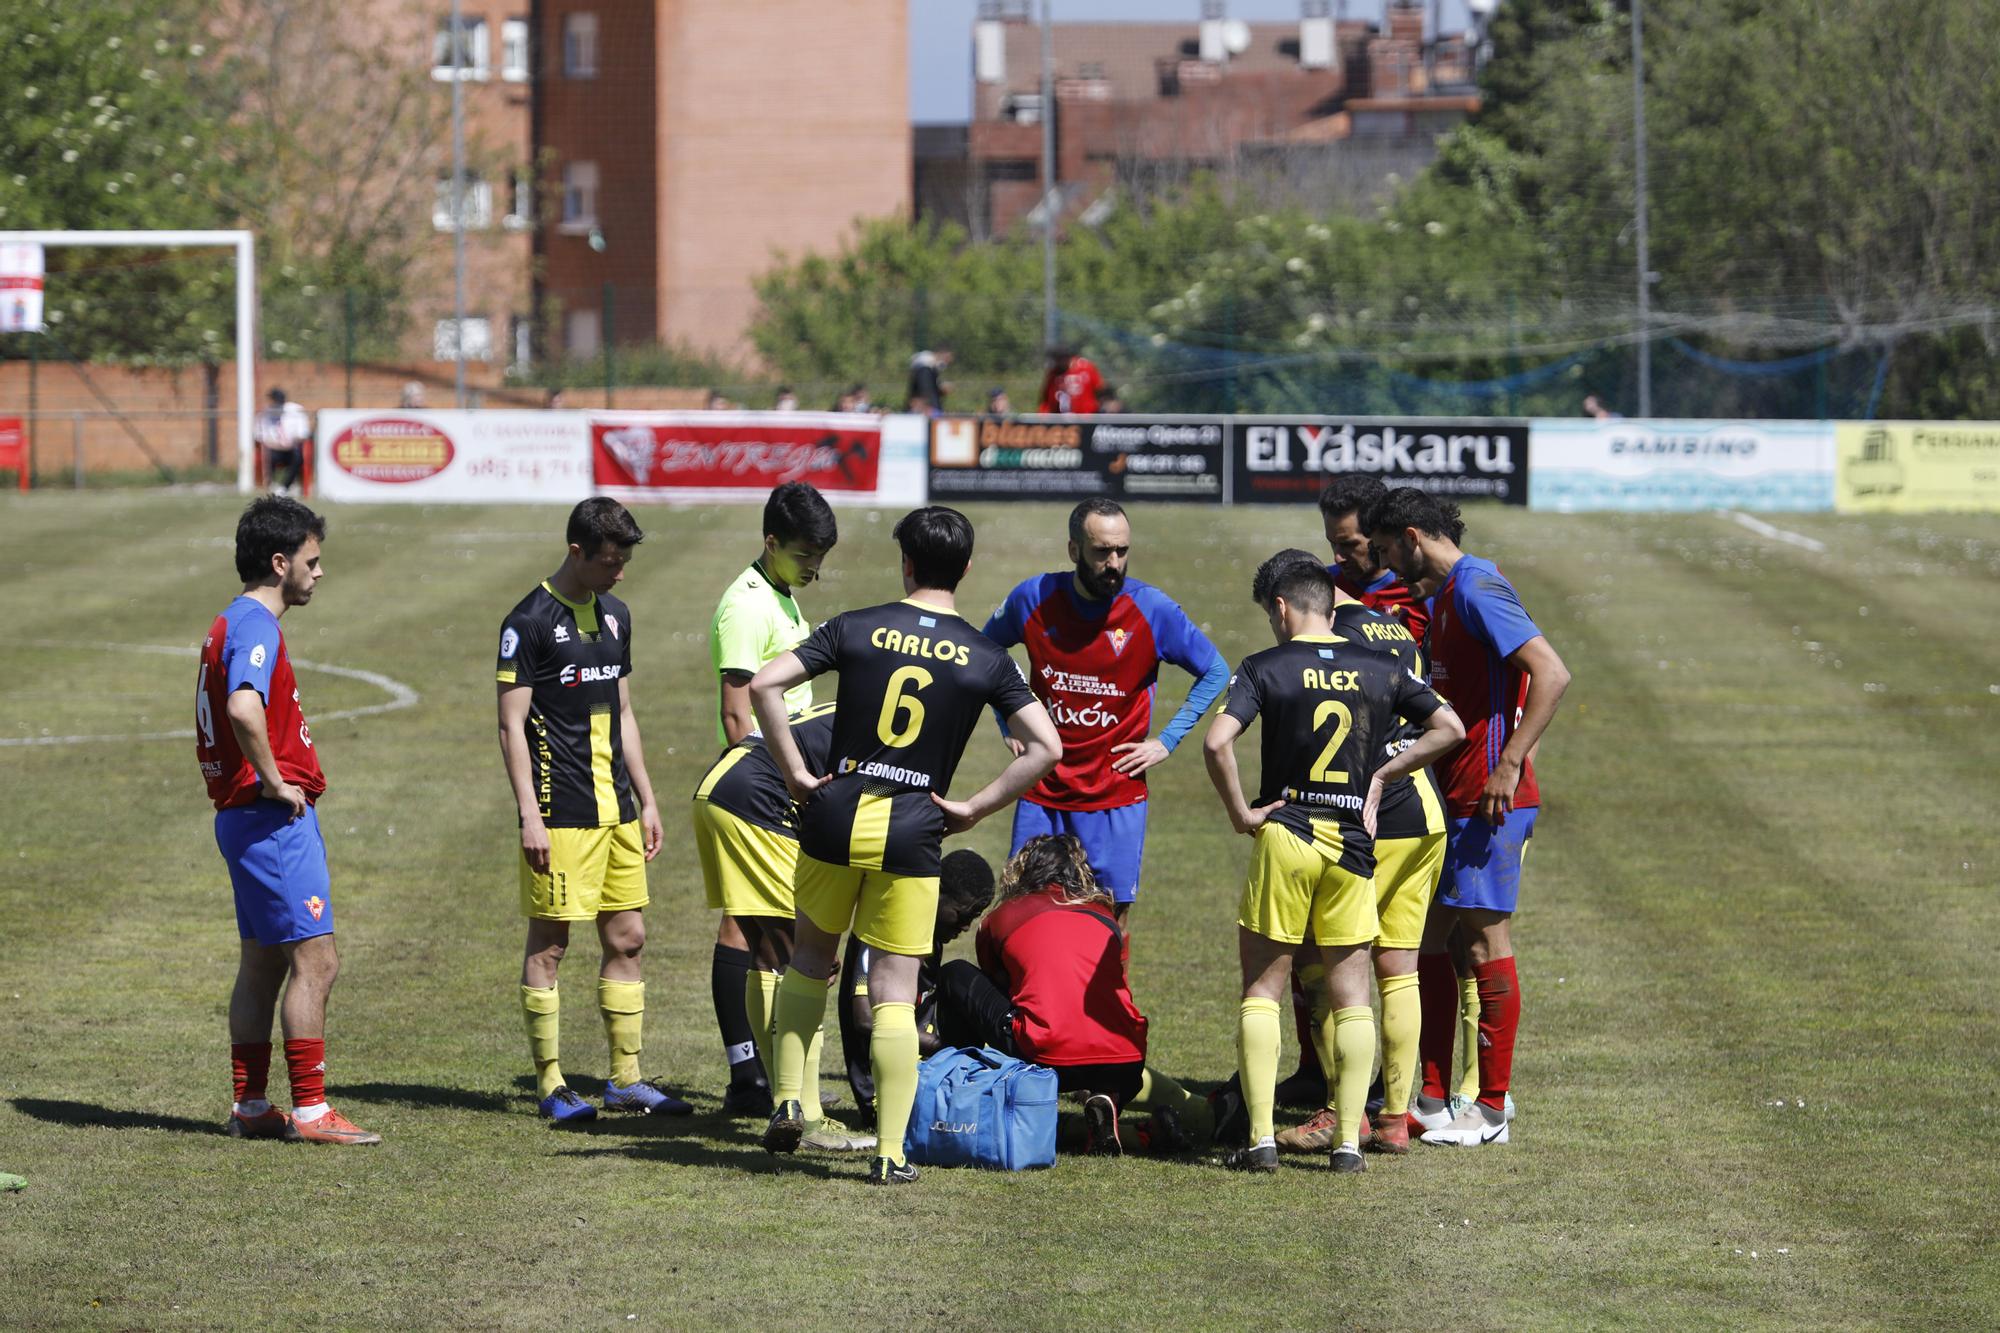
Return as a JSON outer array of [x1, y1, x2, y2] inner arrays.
[[2, 493, 1997, 1330]]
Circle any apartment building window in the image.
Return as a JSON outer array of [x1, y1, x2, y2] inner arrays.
[[560, 161, 598, 232], [501, 18, 530, 81], [432, 17, 489, 79], [565, 308, 601, 358], [510, 314, 534, 371], [433, 171, 492, 231], [434, 316, 494, 362], [563, 13, 599, 78], [503, 169, 533, 230]]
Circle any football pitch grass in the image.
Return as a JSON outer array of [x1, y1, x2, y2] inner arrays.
[[1, 493, 1996, 1330]]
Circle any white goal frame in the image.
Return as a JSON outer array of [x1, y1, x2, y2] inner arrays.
[[0, 229, 257, 492]]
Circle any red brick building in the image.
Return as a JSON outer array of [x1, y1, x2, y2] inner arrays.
[[926, 1, 1479, 238]]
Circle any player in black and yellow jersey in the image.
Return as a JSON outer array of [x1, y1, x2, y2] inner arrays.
[[691, 702, 872, 1152], [1269, 551, 1453, 1155], [748, 506, 1061, 1185], [497, 498, 688, 1124], [1203, 555, 1462, 1174]]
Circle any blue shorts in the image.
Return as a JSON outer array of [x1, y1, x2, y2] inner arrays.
[[1009, 799, 1147, 904], [1437, 808, 1537, 914], [216, 801, 335, 946]]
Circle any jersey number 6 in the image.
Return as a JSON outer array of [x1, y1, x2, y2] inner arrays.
[[1309, 699, 1354, 785], [876, 665, 933, 748]]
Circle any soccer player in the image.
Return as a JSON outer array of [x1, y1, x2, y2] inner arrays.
[[497, 498, 686, 1123], [198, 496, 378, 1144], [707, 481, 838, 1114], [981, 498, 1228, 930], [748, 506, 1061, 1185], [1203, 556, 1463, 1173], [1365, 489, 1572, 1147], [692, 702, 872, 1152]]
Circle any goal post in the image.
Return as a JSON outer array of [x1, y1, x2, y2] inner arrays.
[[0, 229, 257, 492]]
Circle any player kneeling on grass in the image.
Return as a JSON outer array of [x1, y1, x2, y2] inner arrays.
[[497, 499, 688, 1124], [927, 834, 1203, 1156], [199, 497, 377, 1145], [1203, 556, 1463, 1174], [693, 702, 873, 1152]]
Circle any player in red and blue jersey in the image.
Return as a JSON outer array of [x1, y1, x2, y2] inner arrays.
[[196, 497, 378, 1146], [1320, 473, 1431, 643], [1366, 488, 1571, 1148], [981, 499, 1230, 928]]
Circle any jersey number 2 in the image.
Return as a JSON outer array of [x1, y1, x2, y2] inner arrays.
[[876, 666, 932, 748], [1309, 700, 1353, 785]]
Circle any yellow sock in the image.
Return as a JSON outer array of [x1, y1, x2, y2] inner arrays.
[[597, 978, 644, 1087], [771, 968, 827, 1106], [1333, 1006, 1375, 1149], [1313, 1003, 1341, 1113], [521, 984, 563, 1098], [1378, 973, 1420, 1116], [1456, 975, 1482, 1100], [1298, 961, 1334, 1080], [1128, 1066, 1192, 1115], [870, 1002, 919, 1166], [744, 969, 781, 1076], [1237, 997, 1282, 1143], [801, 1022, 826, 1127]]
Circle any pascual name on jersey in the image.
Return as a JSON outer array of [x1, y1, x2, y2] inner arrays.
[[559, 663, 623, 687]]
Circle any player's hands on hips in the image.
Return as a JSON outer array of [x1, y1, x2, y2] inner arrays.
[[1001, 734, 1027, 759], [1362, 775, 1385, 838], [783, 768, 833, 804], [520, 813, 552, 875], [931, 792, 980, 836], [1232, 798, 1284, 836], [639, 802, 664, 861], [272, 781, 308, 821], [1110, 737, 1170, 777], [1479, 758, 1522, 824]]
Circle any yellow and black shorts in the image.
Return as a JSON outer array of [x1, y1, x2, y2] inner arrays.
[[793, 851, 939, 957], [1372, 830, 1446, 950], [691, 800, 799, 919], [520, 820, 649, 921], [1239, 823, 1377, 947]]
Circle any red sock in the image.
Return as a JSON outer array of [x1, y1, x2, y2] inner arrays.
[[1473, 956, 1520, 1112], [231, 1042, 271, 1104], [1416, 951, 1459, 1101], [284, 1038, 327, 1110], [1289, 971, 1321, 1074]]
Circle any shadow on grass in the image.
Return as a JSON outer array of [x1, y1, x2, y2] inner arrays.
[[9, 1097, 216, 1135], [551, 1134, 844, 1177], [337, 1081, 522, 1114]]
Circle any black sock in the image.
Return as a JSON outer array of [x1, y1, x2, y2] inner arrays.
[[711, 943, 764, 1086]]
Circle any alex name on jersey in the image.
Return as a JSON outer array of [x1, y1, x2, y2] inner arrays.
[[792, 599, 1035, 877], [693, 703, 836, 839], [495, 582, 637, 829], [1222, 633, 1445, 876]]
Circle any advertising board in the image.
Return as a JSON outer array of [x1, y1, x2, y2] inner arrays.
[[592, 411, 926, 507], [1232, 418, 1529, 504], [313, 411, 591, 504], [927, 415, 1226, 502], [1834, 421, 2000, 513], [1529, 418, 1834, 512]]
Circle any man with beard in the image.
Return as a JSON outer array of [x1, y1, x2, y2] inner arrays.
[[980, 499, 1229, 933]]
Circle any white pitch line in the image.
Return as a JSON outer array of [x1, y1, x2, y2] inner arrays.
[[0, 641, 420, 748], [1726, 511, 1828, 554]]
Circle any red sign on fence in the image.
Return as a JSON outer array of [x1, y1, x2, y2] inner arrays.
[[591, 413, 882, 499], [0, 417, 26, 490]]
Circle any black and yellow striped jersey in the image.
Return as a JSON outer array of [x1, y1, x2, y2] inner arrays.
[[495, 582, 637, 829], [1222, 631, 1445, 875], [691, 703, 836, 838], [1332, 601, 1446, 841], [792, 598, 1037, 877]]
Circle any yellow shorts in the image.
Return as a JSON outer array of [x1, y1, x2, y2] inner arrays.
[[692, 801, 798, 919], [1373, 831, 1446, 950], [794, 851, 939, 956], [520, 820, 649, 921], [1239, 823, 1377, 947]]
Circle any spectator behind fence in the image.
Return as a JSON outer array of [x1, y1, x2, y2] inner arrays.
[[400, 381, 426, 409], [1039, 348, 1104, 415], [907, 346, 953, 416], [254, 389, 311, 496], [545, 388, 567, 410], [773, 386, 799, 412], [986, 387, 1011, 416], [1583, 393, 1622, 421]]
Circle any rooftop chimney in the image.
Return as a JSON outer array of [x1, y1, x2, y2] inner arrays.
[[975, 4, 1006, 85], [1300, 0, 1335, 70], [1200, 0, 1227, 64]]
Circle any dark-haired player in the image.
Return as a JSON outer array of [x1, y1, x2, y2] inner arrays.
[[749, 505, 1061, 1185], [1203, 556, 1463, 1173], [1365, 489, 1571, 1147], [498, 498, 685, 1123], [706, 481, 839, 1114], [981, 498, 1227, 935], [198, 496, 378, 1144], [692, 702, 873, 1152]]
